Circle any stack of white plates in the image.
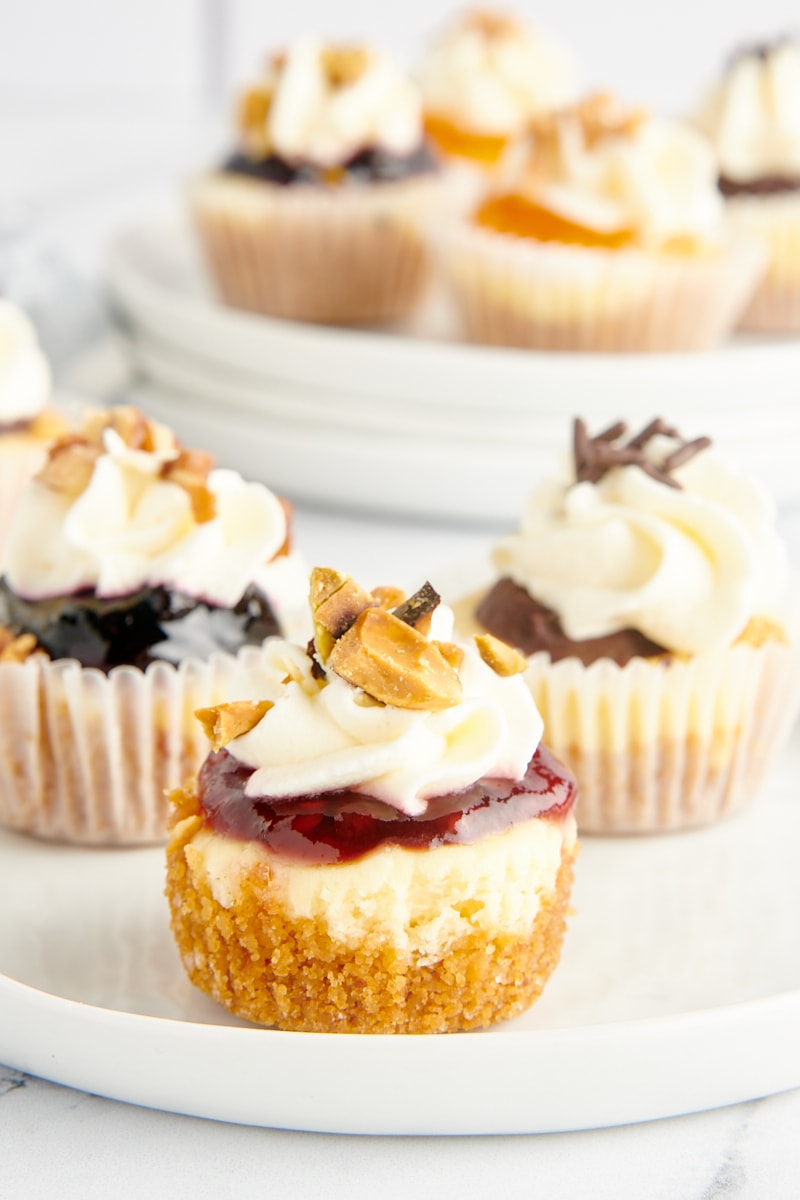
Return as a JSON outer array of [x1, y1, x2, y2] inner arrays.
[[108, 208, 800, 523]]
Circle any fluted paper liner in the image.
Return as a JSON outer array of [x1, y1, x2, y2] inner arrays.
[[0, 644, 273, 845], [190, 172, 449, 325], [438, 224, 764, 351], [524, 638, 800, 833], [727, 195, 800, 333]]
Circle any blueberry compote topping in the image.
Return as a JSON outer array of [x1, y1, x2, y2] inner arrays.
[[0, 579, 280, 673], [222, 141, 439, 187], [198, 744, 576, 865]]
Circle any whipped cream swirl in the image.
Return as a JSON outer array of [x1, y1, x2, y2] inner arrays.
[[419, 11, 578, 135], [5, 425, 287, 607], [226, 606, 543, 817], [246, 40, 423, 166], [696, 41, 800, 182], [493, 433, 787, 655], [0, 300, 51, 425], [504, 100, 725, 247]]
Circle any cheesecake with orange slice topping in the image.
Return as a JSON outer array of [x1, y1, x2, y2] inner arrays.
[[439, 93, 764, 351]]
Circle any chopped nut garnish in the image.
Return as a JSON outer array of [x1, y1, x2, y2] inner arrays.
[[466, 9, 522, 39], [237, 83, 274, 157], [310, 567, 376, 660], [0, 627, 41, 663], [321, 45, 370, 88], [35, 436, 102, 497], [195, 700, 273, 750], [327, 608, 463, 711], [526, 93, 648, 187], [475, 633, 528, 676], [371, 585, 407, 610], [736, 616, 788, 648], [436, 641, 465, 673], [161, 449, 217, 524]]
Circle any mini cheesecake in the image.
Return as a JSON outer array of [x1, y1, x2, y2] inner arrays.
[[166, 569, 578, 1034]]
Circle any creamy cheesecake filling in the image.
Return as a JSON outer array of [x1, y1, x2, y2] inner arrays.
[[182, 812, 576, 959]]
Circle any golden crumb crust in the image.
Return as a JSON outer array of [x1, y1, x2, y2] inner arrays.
[[165, 792, 575, 1034]]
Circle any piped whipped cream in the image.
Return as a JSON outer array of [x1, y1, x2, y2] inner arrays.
[[696, 40, 800, 182], [239, 40, 423, 166], [419, 9, 578, 135], [493, 427, 787, 655], [0, 300, 51, 426], [5, 415, 288, 607], [223, 599, 543, 818], [500, 96, 725, 247]]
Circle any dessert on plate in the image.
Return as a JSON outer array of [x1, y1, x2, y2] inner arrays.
[[438, 93, 764, 351], [419, 8, 578, 170], [0, 406, 303, 844], [695, 37, 800, 332], [191, 40, 448, 325], [0, 299, 67, 568], [457, 417, 799, 832], [166, 568, 578, 1033]]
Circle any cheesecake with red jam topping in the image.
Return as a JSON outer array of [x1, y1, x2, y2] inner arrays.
[[166, 568, 577, 1034]]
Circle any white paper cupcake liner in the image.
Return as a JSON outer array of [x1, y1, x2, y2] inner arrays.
[[524, 638, 800, 833], [0, 643, 274, 845], [726, 195, 800, 333], [190, 172, 450, 325], [0, 438, 51, 571], [437, 223, 764, 351]]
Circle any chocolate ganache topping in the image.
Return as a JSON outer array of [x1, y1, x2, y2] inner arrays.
[[476, 577, 666, 665]]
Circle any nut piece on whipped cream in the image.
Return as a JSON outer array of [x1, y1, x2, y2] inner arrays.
[[196, 700, 274, 751]]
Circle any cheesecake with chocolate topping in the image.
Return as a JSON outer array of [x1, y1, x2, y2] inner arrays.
[[166, 568, 577, 1033], [191, 40, 449, 325], [459, 417, 800, 831], [696, 37, 800, 331], [0, 406, 305, 844]]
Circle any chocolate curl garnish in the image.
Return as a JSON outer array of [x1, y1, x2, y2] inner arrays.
[[393, 582, 440, 629], [572, 418, 711, 489]]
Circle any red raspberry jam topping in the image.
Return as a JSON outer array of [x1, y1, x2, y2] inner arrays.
[[198, 744, 577, 864]]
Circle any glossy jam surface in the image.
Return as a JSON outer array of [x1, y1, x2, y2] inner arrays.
[[475, 194, 636, 248], [223, 142, 439, 187], [0, 580, 280, 672], [198, 744, 577, 864]]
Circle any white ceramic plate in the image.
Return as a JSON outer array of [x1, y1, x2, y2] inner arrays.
[[107, 212, 800, 520], [3, 740, 800, 1135]]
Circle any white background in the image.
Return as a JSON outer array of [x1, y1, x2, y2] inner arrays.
[[1, 0, 799, 116]]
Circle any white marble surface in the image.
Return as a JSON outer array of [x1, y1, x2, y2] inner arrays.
[[0, 1066, 799, 1199]]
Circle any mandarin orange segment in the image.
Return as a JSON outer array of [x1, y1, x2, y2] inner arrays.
[[474, 193, 636, 249], [423, 113, 509, 164]]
